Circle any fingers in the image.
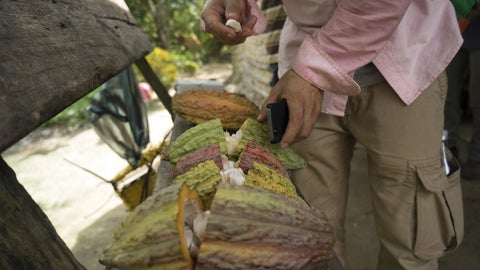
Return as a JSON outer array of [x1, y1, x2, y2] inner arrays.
[[280, 102, 303, 148], [263, 70, 323, 148], [288, 89, 322, 146], [201, 0, 256, 45], [257, 87, 281, 122], [223, 0, 246, 20], [242, 15, 257, 34]]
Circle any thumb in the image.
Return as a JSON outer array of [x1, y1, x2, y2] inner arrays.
[[257, 92, 280, 122], [224, 0, 247, 21]]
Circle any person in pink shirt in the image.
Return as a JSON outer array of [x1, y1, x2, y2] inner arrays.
[[202, 1, 464, 269]]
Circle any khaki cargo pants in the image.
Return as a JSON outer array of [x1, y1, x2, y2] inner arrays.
[[291, 73, 464, 270]]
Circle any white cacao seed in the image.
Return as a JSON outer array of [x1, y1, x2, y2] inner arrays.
[[225, 19, 242, 32], [193, 211, 209, 240]]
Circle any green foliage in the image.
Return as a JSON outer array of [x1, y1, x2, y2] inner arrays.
[[171, 51, 200, 74], [126, 0, 158, 41], [43, 1, 229, 129], [125, 0, 227, 67], [44, 88, 101, 128], [134, 47, 179, 88]]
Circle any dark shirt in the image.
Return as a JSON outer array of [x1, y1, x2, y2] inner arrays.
[[353, 63, 386, 87], [463, 17, 480, 49]]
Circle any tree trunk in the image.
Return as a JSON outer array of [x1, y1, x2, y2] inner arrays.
[[152, 0, 170, 49], [0, 0, 152, 152], [0, 157, 86, 270]]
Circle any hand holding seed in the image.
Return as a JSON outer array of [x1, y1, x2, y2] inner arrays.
[[225, 19, 242, 32], [201, 0, 257, 45]]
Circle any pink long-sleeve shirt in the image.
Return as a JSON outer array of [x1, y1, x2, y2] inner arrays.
[[248, 0, 463, 116]]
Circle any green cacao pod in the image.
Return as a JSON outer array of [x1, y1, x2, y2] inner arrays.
[[232, 118, 307, 170], [168, 119, 227, 164], [172, 160, 222, 210]]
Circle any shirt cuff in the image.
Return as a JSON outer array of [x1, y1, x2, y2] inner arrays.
[[291, 35, 361, 96], [245, 0, 266, 34]]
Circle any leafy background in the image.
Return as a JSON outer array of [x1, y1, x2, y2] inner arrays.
[[46, 0, 226, 128]]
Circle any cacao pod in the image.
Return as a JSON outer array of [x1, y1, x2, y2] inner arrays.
[[101, 117, 337, 270], [172, 144, 224, 179], [100, 182, 204, 270], [172, 89, 260, 130], [196, 183, 335, 270], [172, 160, 222, 210], [237, 140, 289, 177], [244, 161, 300, 199], [232, 118, 307, 170], [168, 119, 227, 163]]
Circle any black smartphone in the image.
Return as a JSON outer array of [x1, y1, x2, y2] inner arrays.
[[266, 98, 289, 144]]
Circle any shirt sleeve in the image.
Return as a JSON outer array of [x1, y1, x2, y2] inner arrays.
[[291, 0, 413, 96]]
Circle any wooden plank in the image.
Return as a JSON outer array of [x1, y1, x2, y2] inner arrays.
[[135, 57, 173, 117], [0, 0, 152, 152]]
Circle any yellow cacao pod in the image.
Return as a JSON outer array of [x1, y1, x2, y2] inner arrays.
[[172, 89, 260, 130], [172, 160, 222, 210], [244, 162, 301, 200]]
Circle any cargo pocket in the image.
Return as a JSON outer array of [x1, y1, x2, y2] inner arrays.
[[412, 156, 464, 260]]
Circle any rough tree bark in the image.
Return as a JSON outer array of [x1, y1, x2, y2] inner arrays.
[[0, 157, 86, 270], [0, 0, 152, 153], [0, 0, 153, 268]]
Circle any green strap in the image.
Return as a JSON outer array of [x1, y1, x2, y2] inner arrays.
[[451, 0, 480, 18]]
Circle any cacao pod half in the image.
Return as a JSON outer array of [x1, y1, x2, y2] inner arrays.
[[167, 118, 227, 164], [172, 160, 223, 210], [232, 118, 307, 170], [172, 143, 224, 179], [244, 161, 300, 200], [100, 182, 204, 270], [196, 183, 335, 270], [237, 140, 289, 177]]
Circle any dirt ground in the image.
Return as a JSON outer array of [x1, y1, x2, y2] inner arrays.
[[2, 63, 480, 270]]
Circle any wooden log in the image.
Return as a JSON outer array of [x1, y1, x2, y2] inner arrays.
[[0, 157, 86, 270], [0, 0, 152, 152], [196, 183, 336, 270], [0, 0, 154, 267]]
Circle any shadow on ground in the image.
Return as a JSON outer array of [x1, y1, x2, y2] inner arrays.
[[71, 205, 127, 270]]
